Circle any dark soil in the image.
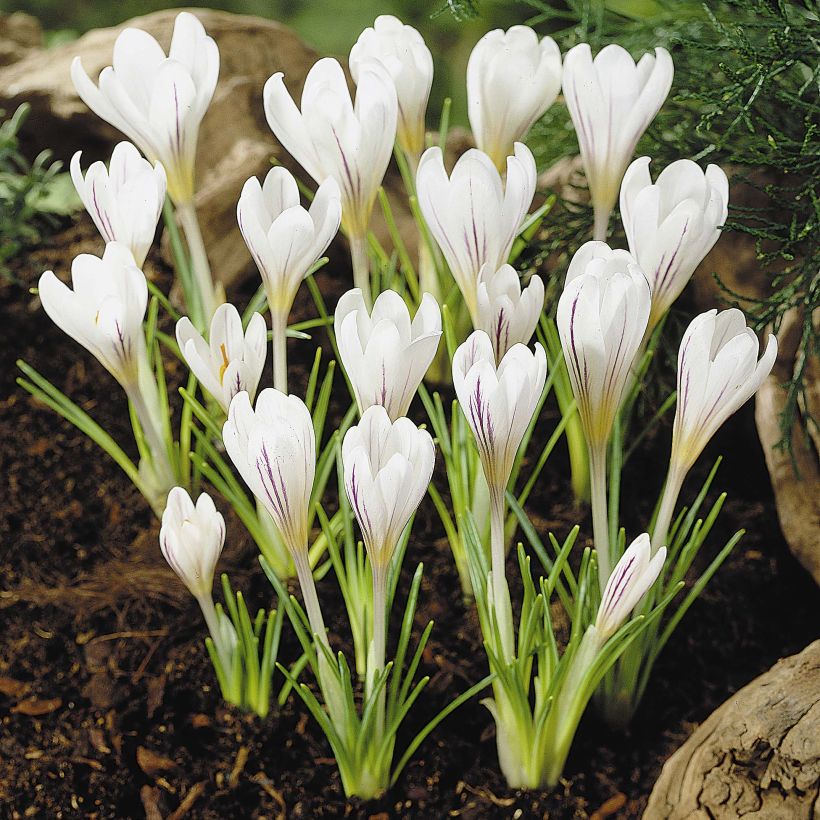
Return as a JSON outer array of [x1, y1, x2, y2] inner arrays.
[[1, 220, 818, 820]]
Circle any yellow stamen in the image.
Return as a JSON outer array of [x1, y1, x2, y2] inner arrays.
[[218, 343, 229, 385]]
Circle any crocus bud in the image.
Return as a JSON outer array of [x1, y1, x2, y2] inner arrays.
[[467, 26, 562, 169], [476, 263, 544, 363], [342, 405, 435, 568], [416, 143, 536, 322], [38, 242, 148, 389], [222, 389, 315, 557], [70, 142, 166, 267], [557, 242, 651, 448], [237, 168, 342, 315], [264, 58, 397, 240], [71, 12, 219, 204], [335, 288, 441, 420], [595, 533, 666, 641], [452, 331, 547, 495], [671, 309, 777, 475], [562, 43, 673, 241], [620, 157, 729, 331], [176, 303, 267, 414], [349, 15, 433, 159], [159, 487, 225, 600]]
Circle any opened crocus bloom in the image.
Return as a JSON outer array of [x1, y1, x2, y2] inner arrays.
[[335, 288, 441, 420], [557, 241, 651, 449], [467, 26, 562, 170], [476, 263, 544, 363], [350, 15, 433, 160], [39, 242, 148, 389], [594, 533, 666, 642], [264, 57, 397, 301], [343, 405, 435, 569], [672, 309, 777, 475], [70, 142, 166, 267], [416, 143, 536, 323], [176, 303, 267, 414], [71, 12, 218, 204], [562, 43, 673, 242], [620, 157, 729, 332]]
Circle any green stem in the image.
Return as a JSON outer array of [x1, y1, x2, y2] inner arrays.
[[271, 307, 289, 393], [350, 233, 371, 309], [292, 548, 328, 648], [176, 200, 218, 322], [197, 592, 231, 671], [652, 465, 686, 553], [589, 443, 611, 594]]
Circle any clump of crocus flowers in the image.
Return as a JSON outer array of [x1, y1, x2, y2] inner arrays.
[[17, 8, 779, 803]]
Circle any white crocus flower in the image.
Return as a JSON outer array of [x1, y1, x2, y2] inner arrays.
[[557, 241, 651, 586], [476, 263, 544, 363], [557, 241, 651, 450], [453, 331, 547, 662], [416, 143, 536, 323], [159, 487, 232, 668], [70, 142, 166, 267], [467, 26, 562, 170], [349, 15, 433, 160], [594, 533, 666, 642], [620, 156, 729, 331], [343, 406, 435, 570], [335, 288, 441, 420], [562, 43, 673, 242], [176, 303, 267, 414], [650, 308, 776, 552], [71, 12, 218, 205], [39, 242, 148, 390], [160, 487, 225, 600], [39, 242, 174, 499], [237, 167, 341, 390], [672, 308, 777, 476], [264, 57, 397, 305]]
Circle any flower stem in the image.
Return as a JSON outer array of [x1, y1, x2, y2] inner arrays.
[[176, 199, 218, 324], [490, 486, 515, 664], [652, 465, 685, 553], [370, 564, 388, 737], [350, 233, 372, 309], [592, 203, 611, 242], [125, 376, 174, 499], [589, 443, 611, 594], [292, 548, 328, 648], [196, 593, 231, 671], [270, 308, 289, 393]]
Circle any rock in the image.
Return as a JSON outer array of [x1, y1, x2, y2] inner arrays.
[[0, 13, 42, 67], [645, 640, 820, 819], [754, 308, 820, 586]]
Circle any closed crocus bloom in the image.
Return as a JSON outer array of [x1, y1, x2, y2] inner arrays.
[[264, 58, 397, 243], [38, 242, 148, 389], [467, 26, 562, 170], [557, 241, 651, 449], [672, 309, 777, 475], [238, 168, 341, 315], [349, 15, 433, 159], [476, 263, 544, 363], [335, 288, 441, 420], [620, 157, 729, 331], [70, 142, 166, 267], [562, 43, 673, 242], [176, 304, 267, 414], [160, 487, 225, 600], [223, 390, 315, 556], [71, 12, 218, 204], [453, 331, 547, 497], [594, 534, 666, 642], [343, 406, 435, 569], [416, 143, 536, 322]]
